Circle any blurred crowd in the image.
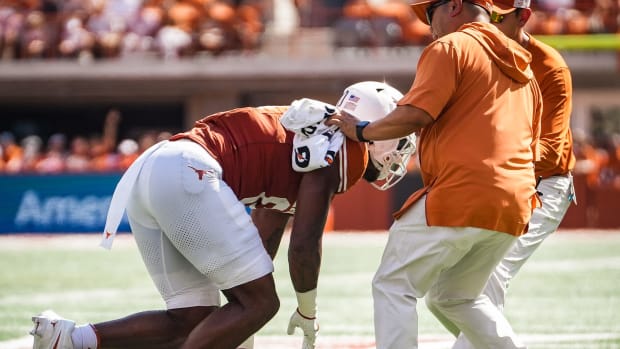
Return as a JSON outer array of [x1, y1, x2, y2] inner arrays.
[[0, 0, 266, 61], [333, 0, 619, 47], [0, 109, 172, 174], [573, 128, 620, 189], [529, 0, 618, 35], [0, 0, 617, 61]]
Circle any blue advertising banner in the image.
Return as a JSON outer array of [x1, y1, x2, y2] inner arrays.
[[0, 174, 129, 234]]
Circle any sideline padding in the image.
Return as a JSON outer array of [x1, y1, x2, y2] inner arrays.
[[0, 174, 128, 234]]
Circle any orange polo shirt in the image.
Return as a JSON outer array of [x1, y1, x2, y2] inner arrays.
[[396, 22, 542, 236], [527, 34, 576, 178]]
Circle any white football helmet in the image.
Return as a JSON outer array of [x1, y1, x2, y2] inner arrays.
[[336, 81, 417, 190]]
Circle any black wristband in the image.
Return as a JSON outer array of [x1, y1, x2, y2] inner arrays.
[[355, 121, 371, 142]]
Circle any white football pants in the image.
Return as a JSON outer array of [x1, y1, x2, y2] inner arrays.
[[372, 196, 526, 349], [126, 140, 274, 309]]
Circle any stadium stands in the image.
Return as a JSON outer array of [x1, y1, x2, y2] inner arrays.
[[0, 0, 617, 60]]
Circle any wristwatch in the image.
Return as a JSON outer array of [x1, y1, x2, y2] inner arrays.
[[355, 121, 371, 142]]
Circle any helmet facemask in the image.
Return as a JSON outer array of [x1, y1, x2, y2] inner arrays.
[[368, 135, 417, 190]]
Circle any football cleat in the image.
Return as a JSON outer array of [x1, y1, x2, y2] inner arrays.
[[30, 310, 75, 349]]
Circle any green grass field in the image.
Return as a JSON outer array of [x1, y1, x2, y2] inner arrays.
[[536, 34, 620, 51], [1, 230, 620, 348]]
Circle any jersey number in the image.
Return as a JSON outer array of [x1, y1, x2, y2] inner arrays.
[[241, 192, 294, 213]]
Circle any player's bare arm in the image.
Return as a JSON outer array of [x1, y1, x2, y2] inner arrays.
[[327, 105, 433, 142], [252, 208, 291, 259], [288, 159, 340, 293]]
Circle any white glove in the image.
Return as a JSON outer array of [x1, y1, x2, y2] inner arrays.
[[287, 308, 319, 349], [287, 289, 319, 348]]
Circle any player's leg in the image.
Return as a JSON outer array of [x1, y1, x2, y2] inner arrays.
[[31, 140, 276, 349], [92, 215, 222, 348], [180, 274, 279, 349], [93, 307, 217, 349], [147, 139, 278, 348], [31, 306, 216, 349], [71, 153, 226, 349], [30, 223, 218, 347], [31, 142, 222, 349]]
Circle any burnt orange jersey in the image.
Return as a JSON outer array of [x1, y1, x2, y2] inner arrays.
[[528, 35, 576, 178], [170, 106, 368, 214]]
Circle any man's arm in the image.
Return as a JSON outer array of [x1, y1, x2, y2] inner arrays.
[[327, 104, 433, 142], [535, 67, 572, 171], [251, 208, 291, 259]]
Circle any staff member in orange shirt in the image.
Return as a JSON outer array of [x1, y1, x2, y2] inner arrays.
[[431, 0, 576, 347], [328, 0, 542, 347]]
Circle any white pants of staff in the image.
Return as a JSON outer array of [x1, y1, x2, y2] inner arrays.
[[440, 174, 574, 348], [372, 195, 526, 349]]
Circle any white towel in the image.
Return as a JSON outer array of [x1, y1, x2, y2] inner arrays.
[[281, 98, 344, 172], [100, 140, 167, 249]]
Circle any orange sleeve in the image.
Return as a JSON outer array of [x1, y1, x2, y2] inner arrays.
[[398, 41, 458, 119], [534, 67, 572, 173]]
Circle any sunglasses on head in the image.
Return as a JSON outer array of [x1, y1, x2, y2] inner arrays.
[[425, 0, 451, 24]]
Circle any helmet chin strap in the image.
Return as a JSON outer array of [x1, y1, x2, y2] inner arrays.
[[368, 149, 411, 191], [369, 156, 388, 180], [369, 157, 394, 191]]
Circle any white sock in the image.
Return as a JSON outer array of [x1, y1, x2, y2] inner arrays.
[[71, 324, 98, 349]]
